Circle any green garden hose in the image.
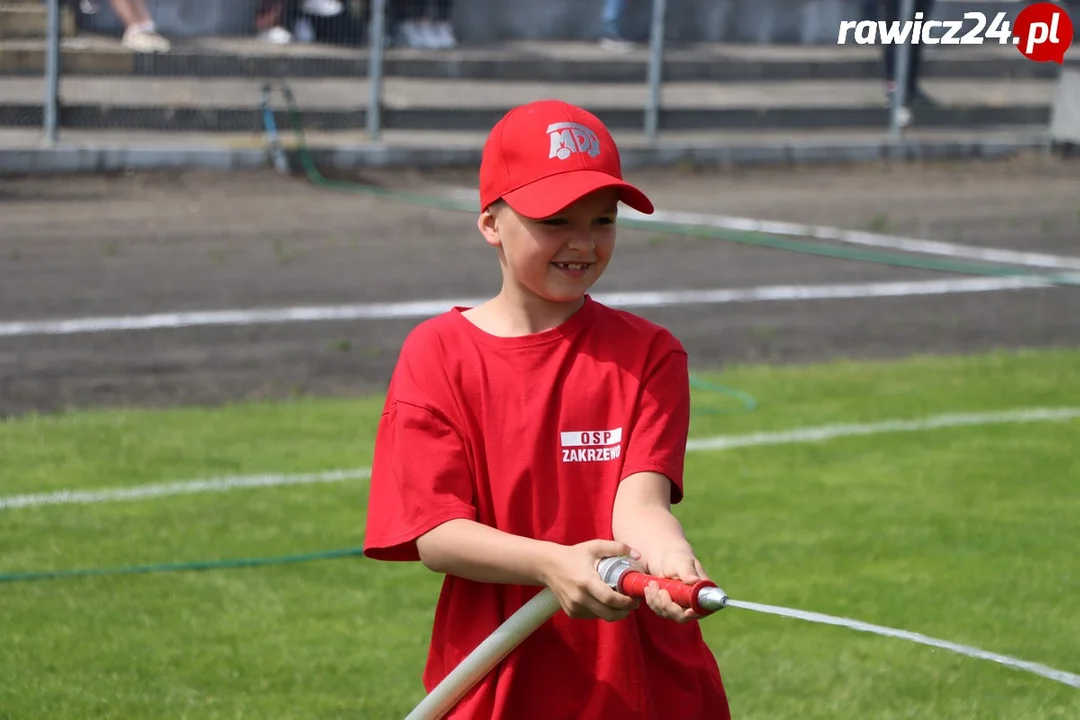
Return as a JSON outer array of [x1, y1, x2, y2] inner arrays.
[[267, 82, 1078, 287], [0, 546, 367, 584], [6, 81, 1069, 586]]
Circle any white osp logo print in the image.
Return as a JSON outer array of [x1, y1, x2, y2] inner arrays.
[[547, 122, 601, 160], [560, 428, 622, 463]]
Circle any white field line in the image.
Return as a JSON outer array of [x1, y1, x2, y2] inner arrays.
[[4, 408, 1080, 691], [3, 406, 1078, 511], [684, 407, 1080, 451], [444, 185, 1080, 272], [0, 468, 371, 510], [0, 276, 1060, 338], [623, 207, 1080, 272]]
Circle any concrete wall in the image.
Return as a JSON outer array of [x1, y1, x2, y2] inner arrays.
[[78, 0, 1040, 44]]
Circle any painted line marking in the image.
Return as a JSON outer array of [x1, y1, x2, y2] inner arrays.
[[3, 406, 1077, 511], [446, 185, 1080, 272], [684, 407, 1080, 451], [3, 409, 1078, 692], [622, 208, 1080, 272], [0, 276, 1062, 338], [0, 469, 371, 510]]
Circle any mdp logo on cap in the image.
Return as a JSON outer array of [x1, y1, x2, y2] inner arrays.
[[547, 122, 601, 161]]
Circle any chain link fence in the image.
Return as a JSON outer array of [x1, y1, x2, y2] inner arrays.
[[8, 0, 373, 139], [64, 0, 370, 132], [3, 0, 1070, 148], [0, 2, 73, 134], [6, 0, 673, 145]]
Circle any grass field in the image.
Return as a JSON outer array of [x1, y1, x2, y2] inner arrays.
[[2, 348, 1079, 719]]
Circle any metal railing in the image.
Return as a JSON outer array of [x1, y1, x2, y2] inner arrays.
[[9, 0, 1065, 150]]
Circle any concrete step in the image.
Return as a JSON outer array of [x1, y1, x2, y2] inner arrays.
[[0, 76, 1057, 133], [0, 126, 1054, 175], [0, 4, 74, 40], [0, 37, 1075, 82]]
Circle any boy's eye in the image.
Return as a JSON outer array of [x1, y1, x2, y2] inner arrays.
[[538, 215, 615, 227]]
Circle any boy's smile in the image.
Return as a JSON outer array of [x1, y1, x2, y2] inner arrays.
[[509, 187, 618, 300], [550, 261, 593, 278], [471, 188, 619, 336], [470, 100, 655, 337]]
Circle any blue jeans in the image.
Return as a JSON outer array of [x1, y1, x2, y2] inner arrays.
[[601, 0, 625, 38]]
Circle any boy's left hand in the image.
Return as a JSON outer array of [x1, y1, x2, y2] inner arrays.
[[642, 549, 710, 624]]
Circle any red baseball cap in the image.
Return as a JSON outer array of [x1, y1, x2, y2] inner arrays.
[[479, 99, 655, 219]]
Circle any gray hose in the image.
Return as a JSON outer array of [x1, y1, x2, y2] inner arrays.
[[403, 588, 562, 720]]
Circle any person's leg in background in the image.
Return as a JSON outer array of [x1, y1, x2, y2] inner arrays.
[[906, 0, 938, 106], [110, 0, 169, 53], [881, 0, 899, 99], [882, 0, 940, 122], [255, 0, 294, 44], [600, 0, 632, 52]]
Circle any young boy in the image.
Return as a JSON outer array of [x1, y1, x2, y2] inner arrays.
[[363, 99, 730, 719]]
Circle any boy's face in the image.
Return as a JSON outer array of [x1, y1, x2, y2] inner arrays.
[[479, 188, 619, 305]]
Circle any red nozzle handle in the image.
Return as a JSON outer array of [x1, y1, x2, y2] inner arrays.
[[617, 572, 719, 616]]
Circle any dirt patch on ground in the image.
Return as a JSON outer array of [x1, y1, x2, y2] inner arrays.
[[2, 154, 1078, 416]]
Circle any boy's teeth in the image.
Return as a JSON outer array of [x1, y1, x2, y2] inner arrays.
[[557, 263, 587, 270]]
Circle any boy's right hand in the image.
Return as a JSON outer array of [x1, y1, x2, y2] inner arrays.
[[540, 540, 641, 622]]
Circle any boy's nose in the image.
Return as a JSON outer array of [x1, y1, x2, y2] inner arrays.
[[565, 232, 597, 252]]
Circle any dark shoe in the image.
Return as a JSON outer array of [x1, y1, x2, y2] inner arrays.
[[909, 89, 940, 110]]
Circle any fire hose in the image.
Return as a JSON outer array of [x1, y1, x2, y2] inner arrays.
[[404, 553, 1080, 719], [4, 545, 1077, 704], [403, 556, 729, 720]]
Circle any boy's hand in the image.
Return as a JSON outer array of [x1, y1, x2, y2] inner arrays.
[[642, 548, 710, 624], [540, 540, 642, 622]]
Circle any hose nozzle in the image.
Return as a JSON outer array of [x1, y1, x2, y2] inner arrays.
[[597, 555, 728, 616]]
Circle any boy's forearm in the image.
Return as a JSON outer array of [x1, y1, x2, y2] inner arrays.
[[612, 504, 694, 560], [416, 518, 558, 586]]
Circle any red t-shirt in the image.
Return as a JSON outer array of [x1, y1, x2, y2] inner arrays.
[[364, 295, 730, 720]]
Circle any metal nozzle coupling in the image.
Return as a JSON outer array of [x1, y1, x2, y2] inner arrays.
[[696, 586, 730, 612], [597, 555, 645, 590]]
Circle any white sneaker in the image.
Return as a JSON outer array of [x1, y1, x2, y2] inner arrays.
[[397, 20, 426, 48], [599, 36, 634, 53], [301, 0, 343, 17], [885, 86, 912, 128], [259, 26, 293, 44], [122, 26, 170, 53], [413, 20, 442, 48], [431, 21, 457, 49]]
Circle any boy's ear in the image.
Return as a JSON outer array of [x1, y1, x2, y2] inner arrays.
[[477, 207, 502, 248]]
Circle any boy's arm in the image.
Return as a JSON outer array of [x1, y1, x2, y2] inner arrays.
[[416, 519, 640, 621], [612, 471, 695, 559], [612, 470, 710, 622], [416, 518, 556, 586]]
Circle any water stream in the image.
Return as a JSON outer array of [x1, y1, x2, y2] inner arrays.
[[723, 598, 1080, 690]]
